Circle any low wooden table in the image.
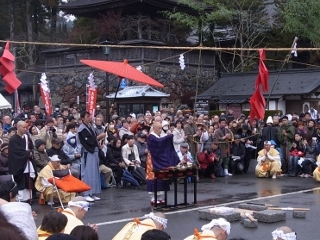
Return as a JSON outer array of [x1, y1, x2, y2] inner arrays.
[[152, 167, 198, 211]]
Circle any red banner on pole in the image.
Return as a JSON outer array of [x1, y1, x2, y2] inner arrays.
[[39, 84, 52, 116], [86, 86, 97, 117]]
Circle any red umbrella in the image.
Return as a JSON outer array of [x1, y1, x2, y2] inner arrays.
[[80, 59, 163, 87]]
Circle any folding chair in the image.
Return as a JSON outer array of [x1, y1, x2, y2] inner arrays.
[[49, 169, 72, 209], [48, 168, 91, 209]]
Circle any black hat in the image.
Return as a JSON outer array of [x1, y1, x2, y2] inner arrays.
[[219, 118, 227, 123], [242, 123, 249, 130], [234, 134, 241, 140], [107, 135, 115, 141], [35, 139, 46, 149], [138, 133, 147, 138]]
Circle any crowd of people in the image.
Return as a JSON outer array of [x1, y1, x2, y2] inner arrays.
[[0, 104, 318, 239], [1, 106, 320, 198]]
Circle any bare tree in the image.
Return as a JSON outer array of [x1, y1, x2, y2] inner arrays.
[[214, 0, 270, 72]]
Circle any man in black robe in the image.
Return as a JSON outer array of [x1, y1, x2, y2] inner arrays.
[[8, 121, 35, 201]]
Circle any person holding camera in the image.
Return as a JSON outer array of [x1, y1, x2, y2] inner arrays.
[[198, 143, 220, 179], [130, 113, 150, 135], [39, 118, 63, 150]]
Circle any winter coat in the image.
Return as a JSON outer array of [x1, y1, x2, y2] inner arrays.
[[33, 149, 50, 172]]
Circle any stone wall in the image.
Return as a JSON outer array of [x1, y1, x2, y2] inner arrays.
[[46, 65, 217, 109]]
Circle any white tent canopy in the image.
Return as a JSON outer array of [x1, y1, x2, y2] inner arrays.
[[0, 94, 12, 109]]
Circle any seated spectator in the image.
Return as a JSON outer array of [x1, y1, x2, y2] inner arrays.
[[229, 135, 246, 175], [107, 137, 126, 187], [271, 226, 296, 240], [296, 121, 308, 137], [98, 147, 112, 189], [0, 143, 9, 175], [176, 143, 194, 165], [183, 218, 230, 240], [63, 127, 81, 175], [106, 121, 118, 138], [33, 139, 50, 173], [29, 125, 40, 145], [35, 119, 44, 131], [1, 127, 17, 144], [35, 155, 76, 204], [118, 120, 134, 140], [122, 135, 141, 169], [70, 225, 99, 240], [300, 134, 316, 178], [255, 141, 281, 179], [47, 138, 79, 178], [112, 212, 167, 240], [141, 229, 171, 240], [37, 211, 68, 240], [135, 133, 148, 168], [60, 196, 96, 234], [198, 144, 219, 179], [288, 133, 305, 177], [172, 120, 186, 151]]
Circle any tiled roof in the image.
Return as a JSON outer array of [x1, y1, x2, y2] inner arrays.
[[106, 85, 169, 99], [59, 0, 200, 16], [197, 69, 320, 100]]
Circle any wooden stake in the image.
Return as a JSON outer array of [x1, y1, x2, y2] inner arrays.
[[268, 207, 310, 211]]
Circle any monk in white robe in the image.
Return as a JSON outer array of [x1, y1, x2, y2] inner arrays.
[[255, 141, 282, 179], [112, 212, 167, 240], [184, 218, 230, 240], [313, 155, 320, 181], [35, 155, 75, 203]]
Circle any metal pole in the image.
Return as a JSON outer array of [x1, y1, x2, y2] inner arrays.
[[105, 70, 110, 122]]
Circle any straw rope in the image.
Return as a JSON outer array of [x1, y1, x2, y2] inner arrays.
[[2, 39, 320, 51]]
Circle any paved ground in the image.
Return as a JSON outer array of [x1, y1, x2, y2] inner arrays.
[[32, 168, 320, 240]]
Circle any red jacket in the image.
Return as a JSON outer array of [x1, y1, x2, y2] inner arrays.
[[198, 152, 216, 169]]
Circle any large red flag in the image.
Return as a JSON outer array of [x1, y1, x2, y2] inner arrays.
[[0, 42, 22, 93], [249, 49, 268, 122], [249, 87, 266, 121]]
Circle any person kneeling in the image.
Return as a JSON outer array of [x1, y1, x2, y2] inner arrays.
[[255, 141, 281, 179]]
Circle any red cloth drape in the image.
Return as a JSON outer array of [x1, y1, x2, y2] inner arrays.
[[249, 49, 269, 122]]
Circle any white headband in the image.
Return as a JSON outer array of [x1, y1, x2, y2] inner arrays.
[[201, 218, 231, 235], [272, 229, 296, 240], [144, 212, 168, 229], [68, 201, 90, 211]]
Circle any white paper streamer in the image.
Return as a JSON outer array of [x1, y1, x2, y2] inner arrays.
[[88, 72, 96, 89], [40, 73, 50, 92], [136, 66, 142, 72], [179, 54, 185, 70]]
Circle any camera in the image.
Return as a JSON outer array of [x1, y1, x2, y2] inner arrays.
[[50, 126, 56, 132], [50, 126, 57, 138]]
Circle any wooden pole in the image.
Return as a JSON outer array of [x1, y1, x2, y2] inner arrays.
[[268, 207, 310, 211]]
